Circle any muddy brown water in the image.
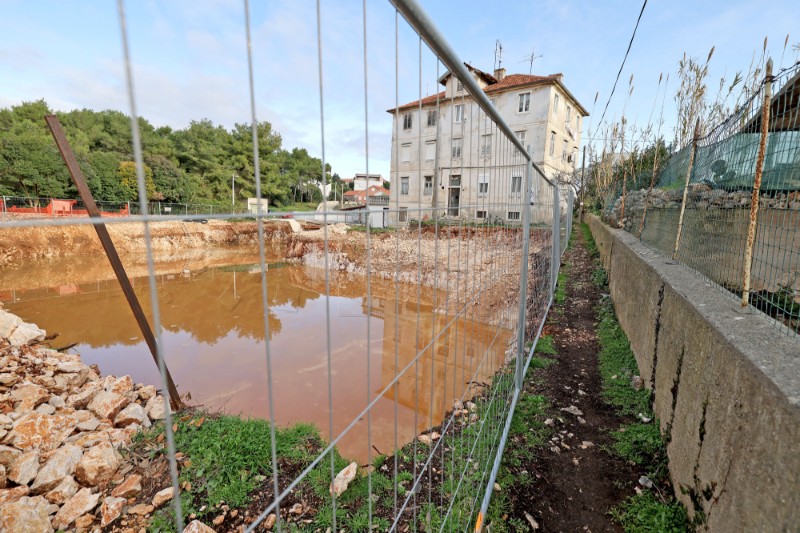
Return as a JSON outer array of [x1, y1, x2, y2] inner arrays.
[[1, 252, 512, 462]]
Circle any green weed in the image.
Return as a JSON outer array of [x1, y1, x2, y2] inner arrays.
[[610, 492, 691, 532], [534, 334, 557, 355]]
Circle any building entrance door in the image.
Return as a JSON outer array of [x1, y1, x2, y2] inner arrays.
[[448, 175, 461, 217]]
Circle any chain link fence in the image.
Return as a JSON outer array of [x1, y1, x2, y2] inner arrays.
[[607, 61, 800, 336]]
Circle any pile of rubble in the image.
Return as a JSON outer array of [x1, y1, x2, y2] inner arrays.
[[0, 308, 174, 532]]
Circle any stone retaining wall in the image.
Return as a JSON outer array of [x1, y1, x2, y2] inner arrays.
[[586, 214, 800, 532]]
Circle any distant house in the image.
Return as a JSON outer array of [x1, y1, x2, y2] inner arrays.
[[352, 173, 383, 191], [247, 198, 269, 214], [343, 185, 390, 206]]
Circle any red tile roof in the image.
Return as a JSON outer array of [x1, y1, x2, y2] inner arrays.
[[389, 71, 588, 115]]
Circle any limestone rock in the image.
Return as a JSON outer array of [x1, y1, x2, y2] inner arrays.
[[417, 432, 441, 445], [145, 396, 167, 420], [31, 445, 82, 494], [152, 486, 175, 508], [8, 451, 39, 486], [0, 373, 20, 386], [52, 487, 100, 529], [264, 513, 277, 530], [0, 464, 5, 489], [0, 485, 29, 505], [128, 503, 154, 515], [56, 362, 86, 373], [76, 417, 100, 432], [47, 395, 65, 409], [0, 495, 54, 533], [329, 462, 358, 497], [53, 370, 89, 392], [105, 375, 134, 395], [74, 513, 94, 529], [65, 382, 102, 409], [114, 402, 151, 428], [184, 519, 217, 533], [0, 444, 22, 467], [137, 385, 157, 401], [111, 473, 142, 498], [75, 441, 121, 485], [8, 413, 77, 452], [12, 383, 50, 412], [87, 391, 129, 420], [100, 495, 126, 527], [34, 403, 55, 415], [44, 475, 78, 505], [6, 319, 46, 347]]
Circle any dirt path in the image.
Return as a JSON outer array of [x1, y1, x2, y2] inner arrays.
[[505, 228, 638, 532]]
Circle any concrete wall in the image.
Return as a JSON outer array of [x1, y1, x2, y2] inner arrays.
[[586, 214, 800, 532]]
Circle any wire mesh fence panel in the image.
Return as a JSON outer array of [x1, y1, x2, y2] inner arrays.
[[607, 60, 800, 336], [0, 1, 573, 532]]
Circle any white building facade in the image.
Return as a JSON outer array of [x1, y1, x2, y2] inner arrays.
[[388, 65, 587, 224]]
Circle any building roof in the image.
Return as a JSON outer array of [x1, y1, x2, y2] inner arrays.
[[344, 186, 389, 201], [389, 68, 589, 116]]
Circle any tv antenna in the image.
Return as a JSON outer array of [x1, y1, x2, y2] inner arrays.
[[494, 40, 503, 70], [520, 47, 543, 74]]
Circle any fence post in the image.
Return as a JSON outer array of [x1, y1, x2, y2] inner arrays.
[[1, 195, 6, 217], [516, 147, 534, 391], [672, 118, 701, 260], [551, 185, 560, 297], [742, 58, 773, 307]]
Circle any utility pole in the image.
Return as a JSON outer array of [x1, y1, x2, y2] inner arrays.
[[231, 173, 236, 206]]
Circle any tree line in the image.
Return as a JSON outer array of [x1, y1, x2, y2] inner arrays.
[[0, 100, 329, 206]]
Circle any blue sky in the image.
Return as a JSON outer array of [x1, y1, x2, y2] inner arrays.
[[2, 0, 798, 181]]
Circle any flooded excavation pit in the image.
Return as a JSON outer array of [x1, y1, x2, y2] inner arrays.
[[1, 252, 513, 462]]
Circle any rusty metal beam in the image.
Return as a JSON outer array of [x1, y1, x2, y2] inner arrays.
[[45, 115, 184, 410]]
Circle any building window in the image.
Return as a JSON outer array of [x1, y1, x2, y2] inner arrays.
[[566, 105, 572, 124], [456, 80, 464, 92], [515, 130, 526, 145], [481, 134, 492, 158], [454, 104, 465, 123], [575, 115, 580, 132], [403, 113, 413, 130], [424, 176, 433, 196], [401, 143, 411, 163], [425, 141, 436, 161], [553, 94, 559, 116], [562, 140, 568, 161], [478, 174, 489, 197], [476, 210, 487, 219], [427, 109, 437, 127], [518, 92, 531, 112], [511, 175, 522, 194], [400, 176, 409, 195], [450, 176, 461, 187], [507, 211, 521, 221], [451, 138, 462, 158], [399, 207, 408, 222], [549, 132, 556, 157]]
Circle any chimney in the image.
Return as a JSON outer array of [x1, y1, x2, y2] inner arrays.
[[494, 67, 506, 81]]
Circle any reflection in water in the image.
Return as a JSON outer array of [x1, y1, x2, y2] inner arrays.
[[2, 257, 512, 461]]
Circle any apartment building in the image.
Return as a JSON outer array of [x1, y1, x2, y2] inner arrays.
[[388, 64, 587, 223]]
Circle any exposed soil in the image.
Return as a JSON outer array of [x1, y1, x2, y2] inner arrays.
[[503, 228, 639, 532]]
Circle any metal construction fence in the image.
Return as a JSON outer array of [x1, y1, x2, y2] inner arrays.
[[0, 195, 252, 217], [0, 0, 574, 532], [609, 60, 800, 336]]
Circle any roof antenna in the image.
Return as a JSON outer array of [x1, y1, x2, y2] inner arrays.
[[494, 40, 503, 70], [520, 47, 543, 74]]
